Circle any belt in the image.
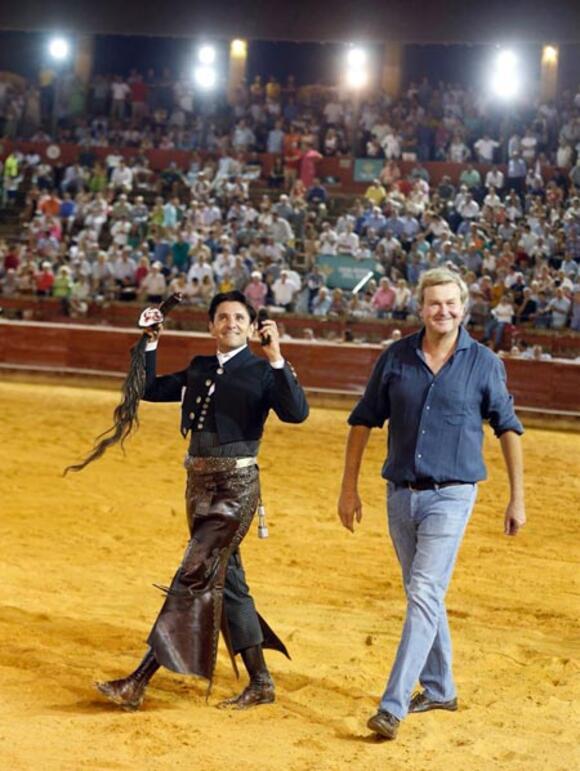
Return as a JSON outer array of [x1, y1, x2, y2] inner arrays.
[[184, 455, 257, 473], [397, 480, 467, 492]]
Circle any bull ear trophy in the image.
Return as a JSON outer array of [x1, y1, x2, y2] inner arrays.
[[64, 293, 183, 475]]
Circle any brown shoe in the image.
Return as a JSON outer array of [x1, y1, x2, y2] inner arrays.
[[408, 691, 458, 714], [217, 673, 275, 710], [95, 676, 147, 711], [367, 710, 400, 740]]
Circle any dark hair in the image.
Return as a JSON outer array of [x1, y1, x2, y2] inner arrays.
[[208, 290, 257, 323]]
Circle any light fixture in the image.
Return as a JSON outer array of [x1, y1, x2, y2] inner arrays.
[[48, 37, 71, 62], [198, 45, 216, 65], [194, 66, 217, 90], [542, 45, 558, 65], [490, 49, 520, 99], [230, 39, 247, 58], [345, 45, 369, 91]]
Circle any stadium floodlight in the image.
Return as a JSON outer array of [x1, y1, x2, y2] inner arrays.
[[490, 49, 520, 99], [194, 65, 217, 90], [345, 45, 369, 91], [346, 68, 368, 89], [347, 47, 367, 69], [48, 36, 71, 62], [198, 44, 216, 65]]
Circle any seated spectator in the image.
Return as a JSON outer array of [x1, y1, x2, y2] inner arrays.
[[199, 274, 216, 305], [392, 278, 412, 320], [311, 286, 332, 316], [364, 179, 387, 207], [382, 328, 402, 347], [35, 261, 54, 297], [244, 270, 267, 310], [306, 177, 328, 206], [347, 292, 373, 319], [68, 272, 91, 316], [328, 287, 347, 317], [336, 223, 359, 256], [109, 159, 133, 193], [371, 277, 396, 318], [52, 265, 73, 313], [139, 261, 167, 303], [112, 247, 138, 301]]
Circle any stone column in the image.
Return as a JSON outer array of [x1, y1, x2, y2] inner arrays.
[[381, 43, 403, 99], [540, 45, 559, 102], [74, 34, 95, 84], [228, 39, 247, 105]]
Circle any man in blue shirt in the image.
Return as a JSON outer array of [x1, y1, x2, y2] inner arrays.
[[338, 268, 525, 740]]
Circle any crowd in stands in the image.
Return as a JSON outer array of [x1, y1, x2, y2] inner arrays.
[[1, 68, 580, 165], [1, 68, 580, 352]]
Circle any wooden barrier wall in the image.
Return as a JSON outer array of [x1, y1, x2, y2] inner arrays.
[[2, 296, 580, 357], [1, 320, 579, 413]]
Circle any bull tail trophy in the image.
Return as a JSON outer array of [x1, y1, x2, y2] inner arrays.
[[64, 293, 182, 475]]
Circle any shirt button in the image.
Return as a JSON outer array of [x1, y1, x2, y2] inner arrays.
[[205, 379, 212, 387], [417, 453, 422, 458], [189, 412, 195, 420], [426, 406, 430, 410], [421, 430, 426, 434], [196, 397, 202, 404], [217, 367, 224, 375]]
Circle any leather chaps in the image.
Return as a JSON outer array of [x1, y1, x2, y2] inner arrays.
[[147, 465, 288, 683]]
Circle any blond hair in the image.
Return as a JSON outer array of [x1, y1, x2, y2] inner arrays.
[[417, 268, 469, 306]]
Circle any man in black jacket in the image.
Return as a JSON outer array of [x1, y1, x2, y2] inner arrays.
[[96, 291, 308, 711]]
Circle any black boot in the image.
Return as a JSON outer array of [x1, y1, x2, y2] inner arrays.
[[96, 649, 160, 711], [218, 644, 275, 709]]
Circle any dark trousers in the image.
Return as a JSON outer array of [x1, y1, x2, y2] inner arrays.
[[224, 548, 262, 652]]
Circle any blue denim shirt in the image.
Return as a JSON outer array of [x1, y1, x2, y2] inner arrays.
[[348, 327, 523, 483]]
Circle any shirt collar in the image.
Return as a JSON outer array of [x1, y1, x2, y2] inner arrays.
[[217, 343, 247, 366], [415, 325, 474, 352]]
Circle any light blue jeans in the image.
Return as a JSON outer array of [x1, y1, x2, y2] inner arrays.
[[379, 482, 478, 719]]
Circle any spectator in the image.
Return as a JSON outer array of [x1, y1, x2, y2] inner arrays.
[[312, 286, 332, 316], [244, 270, 268, 310], [371, 278, 396, 318], [272, 270, 298, 311]]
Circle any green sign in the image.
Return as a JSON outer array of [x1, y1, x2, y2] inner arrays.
[[353, 158, 383, 183], [316, 254, 380, 290]]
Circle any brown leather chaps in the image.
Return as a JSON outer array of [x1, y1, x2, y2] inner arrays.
[[147, 464, 287, 683]]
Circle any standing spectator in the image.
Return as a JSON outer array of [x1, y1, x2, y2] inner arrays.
[[483, 293, 514, 350], [300, 142, 322, 189], [272, 270, 298, 311], [547, 287, 571, 329], [506, 153, 527, 198], [110, 76, 130, 120], [474, 133, 499, 164]]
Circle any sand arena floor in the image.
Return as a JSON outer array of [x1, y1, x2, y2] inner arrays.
[[0, 379, 578, 771]]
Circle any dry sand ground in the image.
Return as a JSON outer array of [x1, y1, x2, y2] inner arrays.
[[0, 379, 579, 771]]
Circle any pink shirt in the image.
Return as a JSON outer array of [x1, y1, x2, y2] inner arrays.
[[372, 286, 396, 311], [244, 280, 267, 310]]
